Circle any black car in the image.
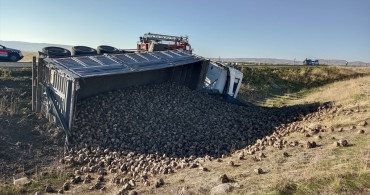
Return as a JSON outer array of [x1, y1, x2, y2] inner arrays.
[[0, 44, 24, 62]]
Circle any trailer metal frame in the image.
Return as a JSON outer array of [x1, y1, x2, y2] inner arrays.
[[32, 50, 209, 145]]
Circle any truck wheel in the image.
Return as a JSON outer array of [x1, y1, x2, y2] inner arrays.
[[9, 53, 19, 62], [72, 46, 97, 56], [97, 45, 120, 54], [42, 47, 71, 57]]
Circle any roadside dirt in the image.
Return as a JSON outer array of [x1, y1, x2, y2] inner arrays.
[[0, 69, 64, 183]]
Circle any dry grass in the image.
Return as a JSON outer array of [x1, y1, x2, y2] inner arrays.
[[271, 75, 370, 128], [145, 129, 369, 195], [238, 66, 370, 105], [19, 51, 38, 62], [288, 75, 370, 106], [270, 135, 370, 195], [0, 172, 74, 195], [339, 66, 370, 74]]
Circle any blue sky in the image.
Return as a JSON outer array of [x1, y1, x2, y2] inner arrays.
[[0, 0, 369, 62]]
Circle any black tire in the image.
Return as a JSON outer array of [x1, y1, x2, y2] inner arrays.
[[8, 53, 19, 62], [42, 47, 71, 58], [72, 46, 97, 56], [97, 45, 120, 54]]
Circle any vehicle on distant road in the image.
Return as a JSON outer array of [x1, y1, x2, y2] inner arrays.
[[303, 58, 319, 66], [0, 44, 24, 62]]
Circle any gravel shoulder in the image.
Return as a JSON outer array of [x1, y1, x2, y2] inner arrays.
[[0, 62, 32, 68]]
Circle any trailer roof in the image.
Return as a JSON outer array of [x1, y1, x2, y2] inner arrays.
[[44, 50, 204, 78]]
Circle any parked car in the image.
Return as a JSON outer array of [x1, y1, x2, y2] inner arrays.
[[0, 44, 24, 62]]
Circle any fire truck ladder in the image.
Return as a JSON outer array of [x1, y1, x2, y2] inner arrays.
[[141, 33, 189, 43]]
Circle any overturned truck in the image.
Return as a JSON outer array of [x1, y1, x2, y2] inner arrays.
[[32, 45, 243, 144]]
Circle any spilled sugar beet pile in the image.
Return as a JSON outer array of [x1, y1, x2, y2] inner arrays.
[[59, 82, 323, 193], [70, 82, 318, 157]]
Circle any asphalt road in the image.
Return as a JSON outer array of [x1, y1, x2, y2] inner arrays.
[[0, 62, 32, 68]]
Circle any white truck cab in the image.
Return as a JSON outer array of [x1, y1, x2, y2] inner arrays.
[[203, 61, 243, 98]]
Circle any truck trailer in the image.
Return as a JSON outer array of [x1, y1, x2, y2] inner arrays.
[[32, 34, 243, 144]]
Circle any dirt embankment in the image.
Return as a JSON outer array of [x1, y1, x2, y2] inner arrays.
[[238, 66, 370, 105], [0, 69, 64, 183]]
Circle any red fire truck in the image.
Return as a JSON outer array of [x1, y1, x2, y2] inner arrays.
[[137, 33, 192, 53]]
